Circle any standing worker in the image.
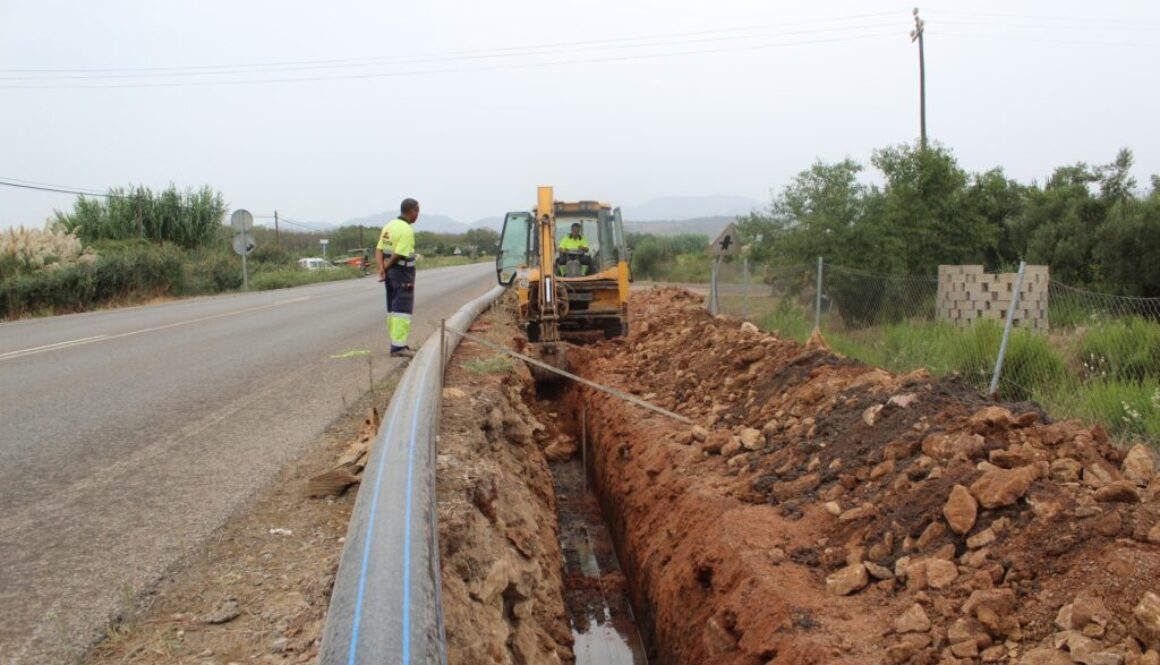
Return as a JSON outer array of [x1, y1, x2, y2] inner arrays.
[[377, 198, 420, 358]]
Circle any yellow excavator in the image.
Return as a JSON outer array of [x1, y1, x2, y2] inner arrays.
[[495, 186, 630, 378]]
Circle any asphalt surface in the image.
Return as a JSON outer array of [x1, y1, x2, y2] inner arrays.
[[0, 262, 494, 665]]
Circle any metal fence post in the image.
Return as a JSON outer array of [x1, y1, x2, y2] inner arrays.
[[989, 261, 1027, 396], [709, 255, 720, 316], [814, 257, 823, 330], [742, 258, 750, 321]]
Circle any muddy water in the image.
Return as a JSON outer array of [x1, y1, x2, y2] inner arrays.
[[552, 450, 649, 664]]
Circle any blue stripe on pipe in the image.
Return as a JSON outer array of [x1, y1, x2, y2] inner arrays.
[[347, 379, 408, 665], [401, 369, 431, 662]]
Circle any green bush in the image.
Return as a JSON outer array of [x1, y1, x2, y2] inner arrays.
[[1074, 317, 1160, 382], [0, 242, 185, 318], [183, 249, 243, 294], [250, 266, 359, 291]]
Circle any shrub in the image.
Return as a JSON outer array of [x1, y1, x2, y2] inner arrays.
[[1074, 317, 1160, 382]]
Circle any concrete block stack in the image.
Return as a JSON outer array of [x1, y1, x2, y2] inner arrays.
[[936, 265, 1049, 331]]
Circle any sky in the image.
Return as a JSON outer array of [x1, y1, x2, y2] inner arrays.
[[1, 0, 1157, 230]]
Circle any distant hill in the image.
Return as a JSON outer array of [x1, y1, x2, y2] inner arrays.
[[621, 195, 759, 222], [343, 211, 471, 235], [470, 216, 505, 232], [624, 216, 735, 239]]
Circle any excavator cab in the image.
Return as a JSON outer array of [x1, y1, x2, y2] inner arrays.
[[496, 187, 630, 379]]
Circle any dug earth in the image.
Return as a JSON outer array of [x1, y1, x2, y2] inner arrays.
[[438, 287, 1160, 665]]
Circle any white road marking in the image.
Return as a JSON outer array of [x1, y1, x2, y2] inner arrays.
[[0, 296, 313, 363]]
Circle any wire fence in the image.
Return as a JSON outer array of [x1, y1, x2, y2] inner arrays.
[[709, 258, 1160, 444]]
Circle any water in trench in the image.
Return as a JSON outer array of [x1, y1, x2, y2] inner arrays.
[[549, 399, 650, 665]]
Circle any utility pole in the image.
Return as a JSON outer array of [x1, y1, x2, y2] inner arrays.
[[274, 210, 280, 246], [910, 7, 927, 149]]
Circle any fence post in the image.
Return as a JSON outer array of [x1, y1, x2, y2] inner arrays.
[[709, 255, 720, 316], [989, 261, 1027, 396], [742, 258, 750, 321], [814, 257, 824, 331]]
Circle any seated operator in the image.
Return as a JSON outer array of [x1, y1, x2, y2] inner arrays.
[[557, 223, 593, 275]]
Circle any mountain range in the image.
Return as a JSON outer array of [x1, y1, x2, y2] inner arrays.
[[341, 195, 761, 237]]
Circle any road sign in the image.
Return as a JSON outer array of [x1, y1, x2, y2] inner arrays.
[[706, 223, 741, 256], [230, 209, 253, 233], [320, 238, 329, 259], [232, 233, 255, 256]]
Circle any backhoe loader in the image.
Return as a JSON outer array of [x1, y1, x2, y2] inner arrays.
[[495, 186, 630, 379]]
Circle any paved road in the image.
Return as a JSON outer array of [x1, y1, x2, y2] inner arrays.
[[0, 262, 494, 665]]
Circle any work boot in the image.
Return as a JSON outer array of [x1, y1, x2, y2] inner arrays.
[[390, 346, 416, 358]]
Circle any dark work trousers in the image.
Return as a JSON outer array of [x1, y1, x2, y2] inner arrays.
[[385, 263, 416, 350]]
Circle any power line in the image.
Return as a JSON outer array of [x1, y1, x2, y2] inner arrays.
[[0, 179, 117, 198], [930, 29, 1160, 49], [0, 31, 901, 89], [922, 9, 1160, 30], [0, 10, 905, 77], [0, 22, 903, 82]]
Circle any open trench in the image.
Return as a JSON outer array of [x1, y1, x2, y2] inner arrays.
[[440, 289, 1160, 665]]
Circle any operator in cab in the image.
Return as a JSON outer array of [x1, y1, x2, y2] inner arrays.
[[557, 222, 593, 276]]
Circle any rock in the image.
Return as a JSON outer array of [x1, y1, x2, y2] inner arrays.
[[967, 528, 997, 550], [1053, 458, 1085, 483], [839, 503, 876, 523], [870, 459, 895, 480], [970, 465, 1039, 509], [889, 393, 919, 408], [1147, 524, 1160, 544], [926, 559, 959, 589], [923, 432, 986, 460], [691, 426, 709, 442], [721, 438, 743, 458], [896, 603, 932, 633], [702, 430, 730, 454], [1021, 647, 1079, 664], [826, 563, 870, 596], [824, 501, 842, 516], [268, 637, 290, 654], [886, 641, 918, 664], [952, 638, 981, 658], [442, 386, 467, 399], [1134, 592, 1160, 650], [739, 428, 763, 450], [1085, 463, 1120, 489], [918, 521, 947, 550], [740, 321, 759, 334], [865, 561, 894, 580], [863, 404, 884, 426], [1123, 445, 1156, 485], [202, 598, 242, 625], [1095, 481, 1142, 503], [944, 484, 980, 535], [544, 436, 578, 462], [964, 588, 1018, 616], [1072, 592, 1111, 629], [969, 406, 1015, 431], [982, 645, 1007, 662], [1057, 604, 1076, 631], [991, 446, 1038, 469]]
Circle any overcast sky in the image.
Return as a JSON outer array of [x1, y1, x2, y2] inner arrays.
[[1, 0, 1157, 230]]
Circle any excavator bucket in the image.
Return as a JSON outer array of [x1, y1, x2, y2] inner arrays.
[[530, 342, 568, 383]]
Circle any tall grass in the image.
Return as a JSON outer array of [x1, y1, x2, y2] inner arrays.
[[757, 305, 1160, 442]]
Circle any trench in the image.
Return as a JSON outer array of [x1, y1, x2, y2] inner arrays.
[[537, 382, 653, 665]]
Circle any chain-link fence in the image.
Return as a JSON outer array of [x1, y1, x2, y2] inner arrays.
[[710, 257, 1160, 443]]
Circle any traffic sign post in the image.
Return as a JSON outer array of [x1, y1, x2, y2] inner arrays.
[[706, 223, 741, 315], [231, 209, 256, 290], [320, 238, 329, 260]]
